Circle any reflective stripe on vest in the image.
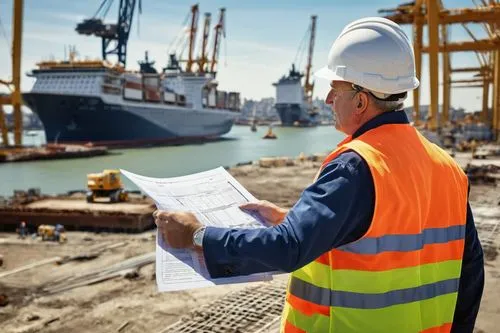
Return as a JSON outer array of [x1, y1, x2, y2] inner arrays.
[[289, 276, 459, 309], [282, 123, 468, 333], [337, 225, 465, 254]]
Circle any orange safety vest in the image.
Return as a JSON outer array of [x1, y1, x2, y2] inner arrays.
[[282, 123, 469, 333]]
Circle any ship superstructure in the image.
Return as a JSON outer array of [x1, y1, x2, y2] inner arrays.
[[273, 15, 319, 127]]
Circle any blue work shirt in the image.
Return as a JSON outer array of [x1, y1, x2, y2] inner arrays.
[[203, 111, 484, 332]]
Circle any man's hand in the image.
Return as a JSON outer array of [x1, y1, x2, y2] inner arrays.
[[239, 200, 288, 226], [153, 210, 203, 249]]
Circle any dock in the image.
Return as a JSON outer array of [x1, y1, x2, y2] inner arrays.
[[0, 192, 155, 232], [0, 144, 108, 163]]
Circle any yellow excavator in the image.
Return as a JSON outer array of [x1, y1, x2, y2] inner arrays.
[[38, 224, 67, 243], [86, 169, 128, 203]]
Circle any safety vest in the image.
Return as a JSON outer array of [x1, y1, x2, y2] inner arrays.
[[282, 123, 469, 333]]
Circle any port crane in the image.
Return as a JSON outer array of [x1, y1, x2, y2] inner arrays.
[[304, 15, 317, 105], [75, 0, 142, 67], [379, 0, 499, 138], [0, 0, 24, 146], [197, 12, 211, 73], [166, 5, 226, 75], [210, 8, 226, 74]]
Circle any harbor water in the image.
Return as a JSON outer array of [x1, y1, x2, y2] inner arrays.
[[1, 125, 344, 196]]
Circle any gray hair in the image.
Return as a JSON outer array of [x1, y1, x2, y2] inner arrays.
[[351, 84, 405, 112], [370, 97, 404, 112]]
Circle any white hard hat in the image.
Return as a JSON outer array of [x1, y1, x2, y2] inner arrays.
[[315, 17, 419, 95]]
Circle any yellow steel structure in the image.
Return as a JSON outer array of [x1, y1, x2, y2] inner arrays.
[[441, 14, 451, 125], [0, 105, 8, 145], [421, 38, 500, 52], [412, 0, 424, 125], [451, 65, 493, 122], [381, 1, 499, 133], [0, 0, 23, 146], [427, 0, 440, 129], [381, 5, 500, 24]]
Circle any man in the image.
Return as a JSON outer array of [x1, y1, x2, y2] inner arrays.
[[18, 221, 27, 239], [154, 17, 484, 332]]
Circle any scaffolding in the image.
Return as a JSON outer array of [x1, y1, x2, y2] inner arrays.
[[380, 1, 500, 139]]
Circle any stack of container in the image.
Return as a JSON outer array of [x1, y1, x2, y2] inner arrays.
[[123, 73, 143, 101], [142, 74, 161, 102], [227, 92, 241, 111], [216, 91, 228, 109]]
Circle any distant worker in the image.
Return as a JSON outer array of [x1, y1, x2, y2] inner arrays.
[[154, 17, 484, 332], [17, 221, 27, 239], [54, 224, 64, 242]]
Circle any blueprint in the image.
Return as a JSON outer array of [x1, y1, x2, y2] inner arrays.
[[121, 167, 272, 291]]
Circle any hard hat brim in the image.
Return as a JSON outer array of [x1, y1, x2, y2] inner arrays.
[[314, 66, 420, 93], [313, 66, 345, 82]]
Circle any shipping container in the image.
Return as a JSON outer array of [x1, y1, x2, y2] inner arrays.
[[123, 88, 143, 101], [163, 90, 176, 104], [176, 94, 186, 106], [142, 74, 161, 102], [202, 87, 209, 107], [216, 91, 227, 109], [143, 74, 160, 87], [208, 89, 217, 108], [227, 92, 241, 111], [123, 73, 143, 101]]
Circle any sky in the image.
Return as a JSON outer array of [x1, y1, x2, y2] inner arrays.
[[0, 0, 494, 113]]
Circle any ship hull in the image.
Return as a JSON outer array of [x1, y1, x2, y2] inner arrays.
[[275, 104, 318, 127], [23, 93, 237, 146]]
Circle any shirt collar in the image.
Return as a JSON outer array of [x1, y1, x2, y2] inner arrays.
[[352, 110, 409, 139]]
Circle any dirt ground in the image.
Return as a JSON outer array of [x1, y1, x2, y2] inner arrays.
[[0, 160, 499, 333]]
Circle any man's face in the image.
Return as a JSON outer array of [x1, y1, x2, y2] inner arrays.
[[325, 80, 358, 134]]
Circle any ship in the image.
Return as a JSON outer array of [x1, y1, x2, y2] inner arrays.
[[273, 64, 319, 127], [23, 56, 240, 146], [22, 3, 240, 147], [273, 15, 319, 127]]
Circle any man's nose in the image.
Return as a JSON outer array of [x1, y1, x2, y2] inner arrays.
[[325, 90, 334, 105]]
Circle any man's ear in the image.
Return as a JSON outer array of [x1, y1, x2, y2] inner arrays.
[[355, 92, 369, 114]]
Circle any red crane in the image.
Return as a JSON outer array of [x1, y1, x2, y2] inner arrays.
[[197, 12, 211, 73], [210, 8, 226, 74], [185, 4, 199, 73]]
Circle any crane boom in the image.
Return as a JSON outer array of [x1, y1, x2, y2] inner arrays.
[[75, 0, 140, 67], [210, 8, 226, 74], [198, 13, 211, 73], [186, 4, 199, 73], [304, 15, 317, 104]]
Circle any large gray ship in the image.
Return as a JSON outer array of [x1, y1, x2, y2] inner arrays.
[[273, 15, 319, 127], [23, 59, 240, 147], [22, 2, 240, 147], [273, 65, 319, 127]]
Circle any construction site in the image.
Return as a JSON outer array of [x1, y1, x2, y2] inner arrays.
[[0, 0, 500, 332]]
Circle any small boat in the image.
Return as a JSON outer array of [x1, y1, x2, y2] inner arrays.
[[263, 127, 277, 139], [251, 120, 257, 132]]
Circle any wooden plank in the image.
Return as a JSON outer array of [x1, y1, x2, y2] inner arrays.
[[0, 256, 61, 279]]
